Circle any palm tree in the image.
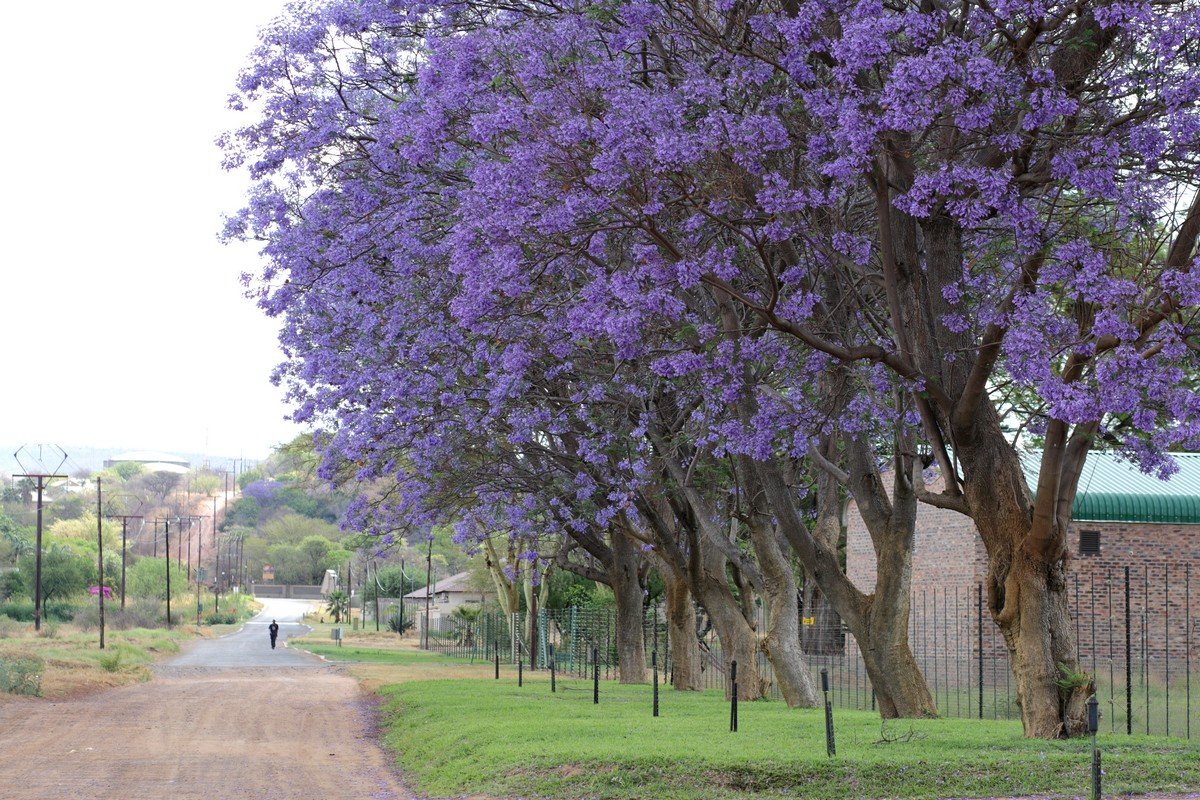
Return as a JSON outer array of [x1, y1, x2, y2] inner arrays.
[[325, 590, 349, 623]]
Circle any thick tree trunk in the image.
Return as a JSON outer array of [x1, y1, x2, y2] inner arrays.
[[958, 415, 1092, 737], [747, 520, 818, 707], [995, 552, 1091, 737], [757, 444, 935, 717], [858, 552, 938, 718], [692, 544, 768, 700], [658, 560, 704, 690], [610, 526, 648, 683]]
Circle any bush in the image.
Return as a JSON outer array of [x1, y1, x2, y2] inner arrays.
[[0, 616, 24, 638], [98, 650, 123, 672], [0, 654, 42, 696], [203, 611, 238, 625], [73, 597, 166, 630], [0, 600, 76, 623], [0, 570, 25, 601], [387, 612, 414, 635]]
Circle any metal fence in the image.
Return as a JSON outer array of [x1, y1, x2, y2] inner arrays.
[[415, 561, 1200, 737]]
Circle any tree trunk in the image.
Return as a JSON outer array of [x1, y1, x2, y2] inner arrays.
[[657, 558, 703, 690], [756, 444, 936, 717], [955, 415, 1092, 737], [746, 519, 818, 707], [610, 525, 648, 683], [692, 545, 768, 700], [994, 552, 1091, 737]]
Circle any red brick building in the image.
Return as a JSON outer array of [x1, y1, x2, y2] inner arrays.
[[846, 451, 1200, 668]]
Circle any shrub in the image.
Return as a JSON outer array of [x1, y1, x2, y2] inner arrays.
[[0, 570, 25, 601], [387, 612, 414, 635], [0, 616, 24, 638], [203, 611, 238, 625], [0, 601, 75, 623], [74, 598, 167, 631], [98, 650, 123, 672], [0, 654, 42, 696]]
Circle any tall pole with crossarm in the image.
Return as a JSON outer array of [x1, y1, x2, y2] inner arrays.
[[13, 445, 67, 632]]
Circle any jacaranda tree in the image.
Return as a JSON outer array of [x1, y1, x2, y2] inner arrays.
[[227, 0, 1200, 736]]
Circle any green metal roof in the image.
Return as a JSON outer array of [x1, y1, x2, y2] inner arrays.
[[1019, 451, 1200, 524]]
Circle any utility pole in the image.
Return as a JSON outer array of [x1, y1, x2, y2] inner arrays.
[[530, 560, 538, 670], [96, 477, 105, 649], [373, 560, 381, 632], [13, 444, 67, 632], [424, 537, 433, 650], [214, 532, 221, 615], [154, 517, 176, 628], [105, 499, 143, 610], [194, 515, 208, 625]]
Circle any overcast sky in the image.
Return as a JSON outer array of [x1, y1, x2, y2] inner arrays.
[[0, 0, 300, 461]]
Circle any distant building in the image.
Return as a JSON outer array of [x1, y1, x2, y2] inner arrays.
[[104, 450, 191, 475], [403, 571, 485, 623]]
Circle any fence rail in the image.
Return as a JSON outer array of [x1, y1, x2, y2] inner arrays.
[[412, 561, 1198, 737]]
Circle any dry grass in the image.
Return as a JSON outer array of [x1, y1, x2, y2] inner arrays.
[[0, 622, 189, 698]]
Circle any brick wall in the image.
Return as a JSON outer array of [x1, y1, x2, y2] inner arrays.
[[846, 496, 1200, 666]]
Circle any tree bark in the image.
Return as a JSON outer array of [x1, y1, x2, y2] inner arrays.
[[756, 440, 937, 718], [956, 418, 1093, 737], [692, 541, 768, 700], [610, 523, 648, 683], [656, 555, 704, 690], [737, 462, 819, 707]]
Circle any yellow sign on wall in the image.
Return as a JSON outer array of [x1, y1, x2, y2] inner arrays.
[[801, 616, 815, 625]]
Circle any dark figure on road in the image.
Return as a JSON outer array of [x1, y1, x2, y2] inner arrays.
[[268, 620, 280, 650]]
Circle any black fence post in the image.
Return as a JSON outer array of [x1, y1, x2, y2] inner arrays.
[[730, 660, 739, 733], [822, 667, 836, 757], [1088, 695, 1101, 800], [593, 647, 600, 704], [495, 639, 500, 680], [1125, 566, 1132, 736], [518, 644, 524, 687], [977, 584, 984, 720], [652, 649, 659, 717], [550, 643, 556, 693]]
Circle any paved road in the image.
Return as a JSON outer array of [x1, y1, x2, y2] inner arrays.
[[169, 598, 318, 667]]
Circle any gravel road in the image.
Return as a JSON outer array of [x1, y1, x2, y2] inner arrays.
[[0, 598, 410, 800]]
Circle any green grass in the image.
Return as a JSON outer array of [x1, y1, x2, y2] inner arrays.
[[313, 642, 1200, 799]]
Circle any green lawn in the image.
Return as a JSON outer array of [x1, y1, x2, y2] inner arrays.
[[300, 643, 1200, 799]]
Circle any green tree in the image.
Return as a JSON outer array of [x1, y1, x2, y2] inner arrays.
[[226, 496, 261, 528], [191, 474, 221, 498], [266, 543, 308, 583], [364, 565, 416, 600], [127, 556, 187, 600], [19, 543, 93, 606], [45, 493, 88, 524], [111, 461, 145, 481], [322, 548, 353, 577], [261, 512, 339, 545], [237, 468, 263, 490], [298, 536, 332, 583]]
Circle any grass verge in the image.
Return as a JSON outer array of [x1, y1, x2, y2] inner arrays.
[[0, 624, 191, 698], [296, 638, 1200, 800]]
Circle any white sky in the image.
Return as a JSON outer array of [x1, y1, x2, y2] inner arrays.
[[0, 0, 300, 460]]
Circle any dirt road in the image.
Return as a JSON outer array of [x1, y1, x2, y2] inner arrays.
[[0, 600, 410, 800]]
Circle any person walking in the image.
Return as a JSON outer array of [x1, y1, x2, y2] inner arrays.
[[268, 619, 280, 650]]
